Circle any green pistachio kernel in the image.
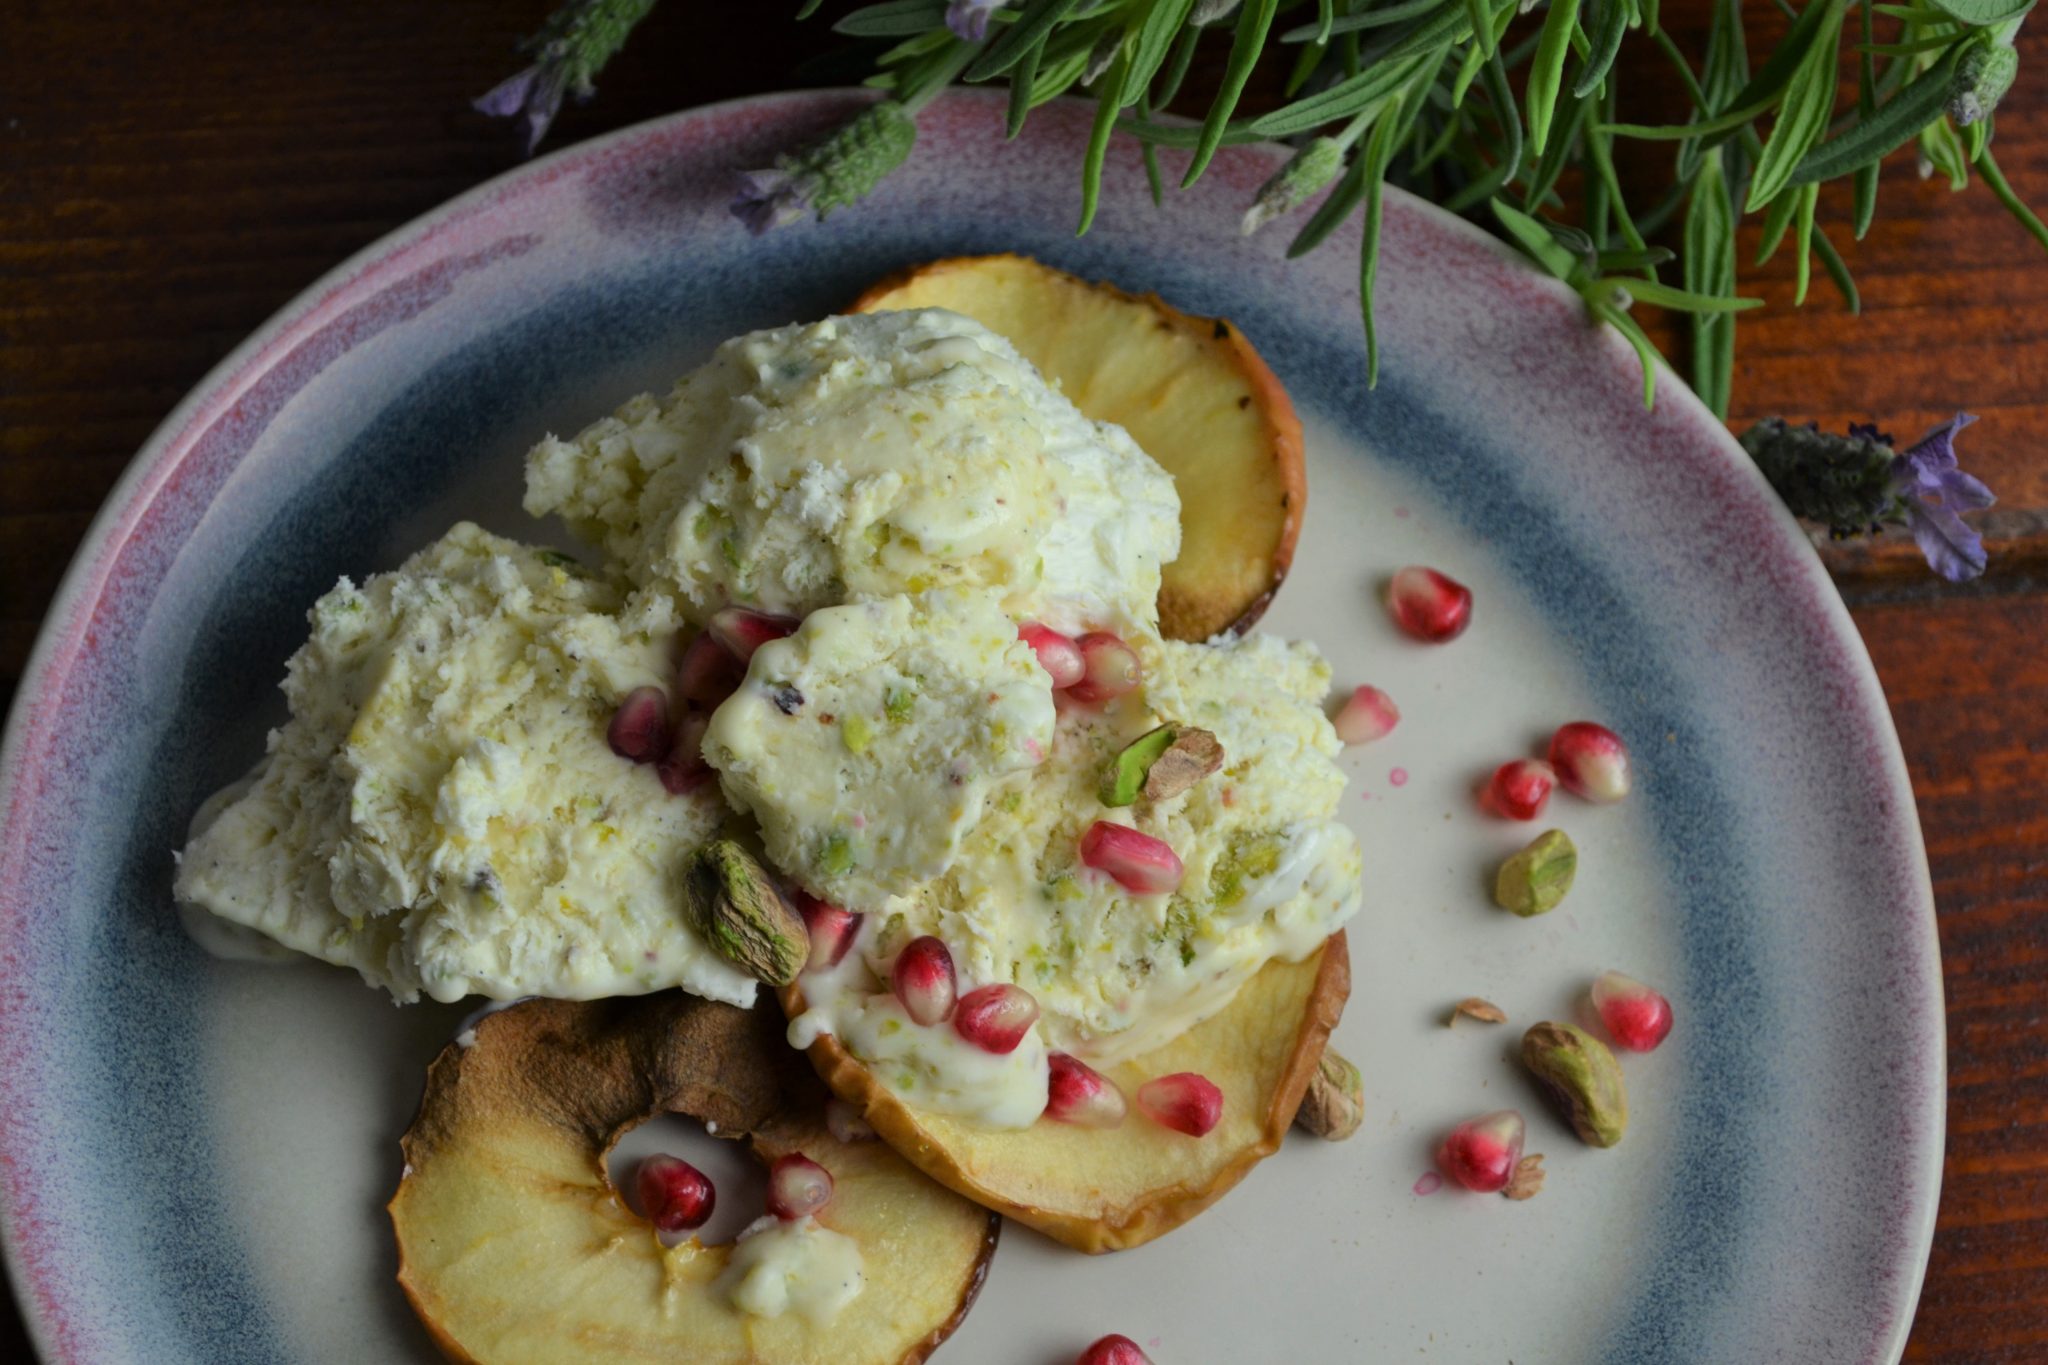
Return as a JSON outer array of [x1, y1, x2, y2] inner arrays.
[[1494, 829, 1578, 916]]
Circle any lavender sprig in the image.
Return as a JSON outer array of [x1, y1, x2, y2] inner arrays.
[[473, 0, 657, 154], [1740, 413, 1996, 581]]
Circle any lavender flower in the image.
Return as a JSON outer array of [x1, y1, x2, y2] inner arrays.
[[1740, 412, 1995, 582], [1241, 138, 1346, 236], [473, 0, 656, 155], [731, 102, 919, 235], [946, 0, 1004, 42], [1893, 414, 1996, 581]]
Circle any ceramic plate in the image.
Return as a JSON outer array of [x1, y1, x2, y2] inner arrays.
[[0, 89, 1940, 1363]]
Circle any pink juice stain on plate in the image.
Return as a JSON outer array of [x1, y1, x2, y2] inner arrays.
[[1389, 767, 1409, 787], [1412, 1171, 1443, 1196]]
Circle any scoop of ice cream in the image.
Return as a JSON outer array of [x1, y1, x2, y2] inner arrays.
[[522, 310, 1180, 635], [172, 523, 755, 1006], [845, 632, 1361, 1066], [703, 587, 1057, 907]]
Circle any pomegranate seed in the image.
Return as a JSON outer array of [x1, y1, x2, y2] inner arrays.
[[1045, 1053, 1127, 1128], [1136, 1072, 1223, 1137], [1436, 1110, 1526, 1193], [1592, 970, 1674, 1052], [707, 606, 799, 664], [1019, 623, 1086, 688], [765, 1152, 834, 1220], [1485, 759, 1556, 820], [825, 1098, 876, 1143], [1388, 566, 1473, 643], [676, 629, 745, 706], [1067, 631, 1142, 703], [1332, 685, 1400, 744], [795, 893, 861, 972], [1077, 1335, 1153, 1365], [1548, 722, 1631, 803], [892, 936, 957, 1025], [607, 686, 672, 764], [1079, 821, 1183, 895], [656, 710, 713, 795], [635, 1154, 715, 1246], [953, 984, 1040, 1054]]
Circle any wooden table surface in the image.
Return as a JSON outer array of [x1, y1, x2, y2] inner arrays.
[[3, 3, 2043, 1360]]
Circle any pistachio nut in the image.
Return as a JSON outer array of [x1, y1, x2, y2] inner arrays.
[[681, 840, 808, 985], [1521, 1021, 1628, 1148], [1292, 1046, 1364, 1141], [1494, 828, 1577, 916]]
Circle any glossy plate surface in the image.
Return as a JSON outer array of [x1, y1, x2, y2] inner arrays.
[[0, 89, 1939, 1363]]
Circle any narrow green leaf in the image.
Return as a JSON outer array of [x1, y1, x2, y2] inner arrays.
[[1527, 0, 1584, 155], [835, 1, 954, 38], [796, 0, 827, 18], [1683, 151, 1737, 416], [1716, 0, 1843, 136], [1183, 0, 1279, 186], [1811, 220, 1862, 311], [1029, 46, 1091, 107], [1794, 41, 1966, 184], [1126, 0, 1197, 105], [1280, 0, 1446, 41], [967, 0, 1084, 80], [1921, 114, 1972, 188], [1466, 0, 1498, 59], [1753, 188, 1801, 263], [1441, 49, 1524, 211], [1858, 35, 1968, 57], [1492, 199, 1582, 280], [1614, 277, 1764, 312], [1317, 0, 1338, 44], [1286, 37, 1328, 96], [1591, 295, 1663, 407], [1792, 181, 1819, 304], [1155, 20, 1200, 107], [1926, 0, 2034, 23], [1976, 143, 2048, 252], [1007, 38, 1042, 137], [1575, 0, 1632, 98], [1524, 87, 1591, 210], [1077, 49, 1127, 235], [1748, 0, 1848, 210], [1249, 51, 1435, 137], [1361, 100, 1407, 386]]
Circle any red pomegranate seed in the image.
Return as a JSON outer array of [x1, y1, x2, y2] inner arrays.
[[608, 686, 672, 764], [765, 1152, 834, 1221], [1548, 722, 1631, 803], [656, 710, 713, 795], [1136, 1072, 1223, 1137], [1045, 1053, 1127, 1128], [1067, 631, 1142, 703], [635, 1154, 715, 1246], [676, 629, 745, 706], [707, 606, 799, 663], [1485, 759, 1556, 820], [1592, 970, 1674, 1052], [892, 936, 957, 1026], [795, 893, 861, 972], [825, 1098, 876, 1144], [1019, 623, 1086, 688], [1436, 1110, 1526, 1193], [1388, 566, 1473, 643], [1079, 821, 1183, 895], [953, 984, 1040, 1054], [1077, 1335, 1153, 1365], [1332, 684, 1400, 744]]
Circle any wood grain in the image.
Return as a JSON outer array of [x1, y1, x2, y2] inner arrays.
[[2, 2, 2044, 1360]]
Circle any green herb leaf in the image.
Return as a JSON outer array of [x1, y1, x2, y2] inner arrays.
[[1683, 150, 1738, 415], [834, 1, 953, 37], [1527, 0, 1585, 155], [966, 0, 1084, 81], [1575, 0, 1633, 98], [1791, 41, 1967, 185], [1280, 0, 1445, 42], [1184, 0, 1280, 186], [1492, 199, 1582, 280], [1610, 277, 1764, 312], [1926, 0, 2034, 24], [1747, 0, 1849, 210], [1078, 47, 1127, 234], [1126, 0, 1198, 105]]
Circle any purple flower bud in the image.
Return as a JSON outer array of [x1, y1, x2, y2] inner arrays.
[[730, 169, 808, 235], [1891, 413, 1995, 582], [946, 0, 1003, 42]]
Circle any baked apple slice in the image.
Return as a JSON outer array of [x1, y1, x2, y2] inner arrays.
[[389, 995, 997, 1364], [781, 932, 1348, 1254], [851, 253, 1306, 643]]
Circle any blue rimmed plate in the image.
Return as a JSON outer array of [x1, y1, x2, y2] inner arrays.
[[0, 89, 1939, 1363]]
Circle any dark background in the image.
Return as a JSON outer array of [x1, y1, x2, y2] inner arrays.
[[4, 2, 2045, 1358]]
